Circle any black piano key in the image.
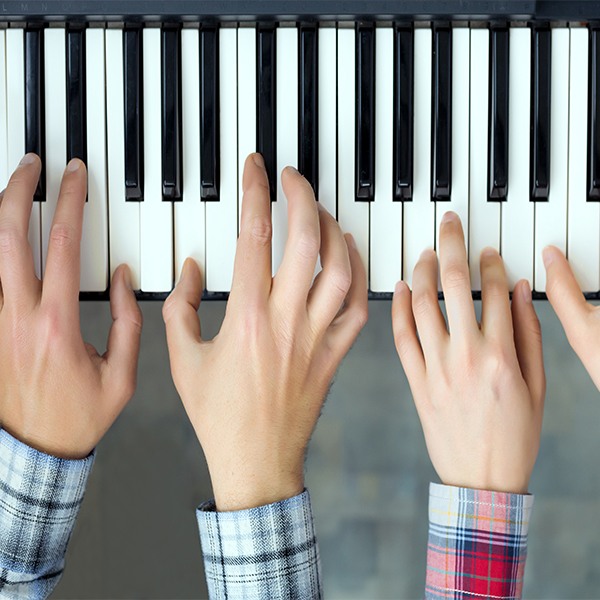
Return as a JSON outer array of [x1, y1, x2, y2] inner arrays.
[[161, 24, 182, 200], [588, 26, 600, 201], [257, 24, 276, 202], [124, 24, 144, 201], [432, 23, 451, 201], [66, 25, 86, 167], [531, 25, 551, 201], [25, 24, 45, 202], [355, 24, 375, 202], [393, 24, 413, 201], [488, 25, 509, 201], [200, 25, 219, 201], [299, 23, 318, 196]]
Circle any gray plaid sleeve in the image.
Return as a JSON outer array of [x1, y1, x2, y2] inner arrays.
[[196, 489, 323, 600], [0, 427, 95, 600]]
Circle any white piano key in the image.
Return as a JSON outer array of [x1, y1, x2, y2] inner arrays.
[[106, 28, 140, 289], [469, 28, 499, 291], [534, 28, 570, 292], [81, 28, 108, 292], [238, 27, 256, 232], [141, 27, 173, 292], [568, 27, 598, 292], [436, 27, 470, 290], [403, 27, 434, 289], [273, 26, 298, 275], [370, 27, 400, 293], [0, 31, 7, 189], [501, 27, 534, 291], [8, 28, 41, 279], [175, 28, 205, 285], [206, 27, 238, 292], [338, 28, 369, 277], [42, 29, 66, 283], [318, 26, 337, 217]]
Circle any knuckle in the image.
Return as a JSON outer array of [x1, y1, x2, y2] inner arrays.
[[124, 308, 144, 337], [0, 226, 22, 255], [162, 294, 179, 323], [443, 262, 470, 293], [246, 216, 272, 247], [395, 328, 413, 359], [412, 290, 436, 318], [328, 265, 352, 298], [50, 222, 78, 250], [483, 278, 508, 299], [294, 229, 320, 261]]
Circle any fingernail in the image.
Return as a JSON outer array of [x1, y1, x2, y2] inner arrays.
[[253, 153, 265, 169], [419, 248, 434, 261], [20, 153, 36, 165], [66, 158, 81, 172], [317, 201, 325, 211], [123, 265, 133, 290], [481, 246, 497, 259], [287, 166, 299, 174], [178, 259, 188, 284], [0, 188, 5, 196], [346, 233, 357, 249], [394, 280, 406, 295], [521, 279, 532, 303], [441, 211, 457, 224], [542, 246, 554, 269]]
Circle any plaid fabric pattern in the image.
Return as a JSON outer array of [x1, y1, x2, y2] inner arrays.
[[426, 482, 534, 600], [197, 489, 322, 600], [0, 427, 95, 600]]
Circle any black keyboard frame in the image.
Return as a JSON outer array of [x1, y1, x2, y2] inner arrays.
[[4, 1, 600, 301]]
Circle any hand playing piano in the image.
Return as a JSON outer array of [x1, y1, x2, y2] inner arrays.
[[392, 212, 546, 494], [162, 153, 368, 511], [544, 246, 600, 393], [0, 154, 143, 460]]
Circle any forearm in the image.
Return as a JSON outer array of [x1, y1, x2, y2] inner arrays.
[[196, 489, 323, 600], [425, 483, 534, 600], [0, 427, 95, 599]]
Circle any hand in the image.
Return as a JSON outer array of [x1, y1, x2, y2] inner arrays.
[[544, 245, 600, 391], [0, 154, 143, 460], [392, 211, 545, 494], [163, 154, 368, 511]]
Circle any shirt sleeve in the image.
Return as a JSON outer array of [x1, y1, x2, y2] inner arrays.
[[0, 427, 95, 600], [196, 489, 323, 600], [425, 482, 534, 600]]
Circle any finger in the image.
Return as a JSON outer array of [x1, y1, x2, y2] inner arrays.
[[480, 247, 513, 343], [411, 248, 448, 361], [324, 234, 368, 357], [0, 153, 42, 311], [512, 279, 545, 403], [307, 203, 352, 331], [162, 257, 204, 360], [392, 280, 426, 386], [271, 167, 320, 309], [543, 245, 593, 353], [101, 263, 143, 403], [41, 159, 87, 314], [230, 153, 272, 308], [437, 211, 478, 339]]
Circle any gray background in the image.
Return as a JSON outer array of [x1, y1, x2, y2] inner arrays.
[[51, 299, 600, 599]]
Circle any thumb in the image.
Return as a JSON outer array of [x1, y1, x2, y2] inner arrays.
[[511, 279, 545, 404], [162, 257, 203, 354], [103, 263, 143, 398], [543, 245, 592, 354]]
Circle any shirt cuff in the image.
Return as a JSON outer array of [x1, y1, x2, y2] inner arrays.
[[0, 426, 95, 599], [196, 489, 323, 600], [425, 482, 534, 600]]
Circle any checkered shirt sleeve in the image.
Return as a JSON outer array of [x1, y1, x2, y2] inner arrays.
[[196, 489, 323, 600], [426, 482, 534, 600], [0, 427, 95, 600]]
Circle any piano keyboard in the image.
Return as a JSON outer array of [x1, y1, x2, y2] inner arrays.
[[1, 3, 600, 300]]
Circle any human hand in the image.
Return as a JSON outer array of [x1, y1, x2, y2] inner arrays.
[[392, 212, 545, 494], [163, 153, 368, 511], [0, 154, 143, 460], [543, 245, 600, 392]]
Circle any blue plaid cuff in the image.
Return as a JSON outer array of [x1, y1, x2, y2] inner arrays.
[[0, 427, 95, 599], [197, 489, 323, 600]]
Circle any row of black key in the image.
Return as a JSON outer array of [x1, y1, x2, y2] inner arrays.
[[18, 22, 600, 205]]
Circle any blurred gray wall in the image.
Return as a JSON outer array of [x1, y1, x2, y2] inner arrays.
[[51, 299, 600, 599]]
